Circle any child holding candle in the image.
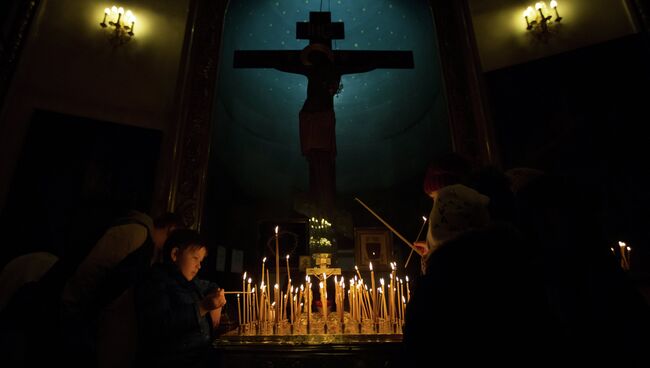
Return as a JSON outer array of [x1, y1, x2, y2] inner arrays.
[[134, 229, 226, 368]]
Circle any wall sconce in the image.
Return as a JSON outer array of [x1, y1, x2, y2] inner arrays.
[[523, 1, 562, 33], [100, 5, 136, 44]]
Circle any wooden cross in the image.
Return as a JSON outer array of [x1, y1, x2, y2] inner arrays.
[[234, 12, 414, 208]]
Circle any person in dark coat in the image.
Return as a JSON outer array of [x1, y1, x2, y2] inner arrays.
[[402, 184, 556, 367]]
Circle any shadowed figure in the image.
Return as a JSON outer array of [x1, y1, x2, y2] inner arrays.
[[402, 183, 557, 367]]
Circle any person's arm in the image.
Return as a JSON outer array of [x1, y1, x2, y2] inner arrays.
[[209, 308, 222, 329], [197, 288, 226, 329]]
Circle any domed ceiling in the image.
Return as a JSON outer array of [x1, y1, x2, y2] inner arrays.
[[212, 0, 449, 200]]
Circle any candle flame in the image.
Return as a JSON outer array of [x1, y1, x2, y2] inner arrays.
[[274, 284, 279, 289], [355, 265, 358, 271], [422, 216, 427, 221], [286, 254, 290, 259], [275, 226, 279, 234], [406, 276, 409, 282], [618, 241, 626, 247], [380, 278, 385, 286], [369, 262, 373, 271], [263, 257, 267, 263], [243, 272, 246, 279], [248, 278, 251, 283]]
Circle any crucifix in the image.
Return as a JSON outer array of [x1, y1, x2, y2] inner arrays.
[[234, 11, 414, 209]]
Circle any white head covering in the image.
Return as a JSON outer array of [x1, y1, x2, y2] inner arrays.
[[426, 184, 490, 254]]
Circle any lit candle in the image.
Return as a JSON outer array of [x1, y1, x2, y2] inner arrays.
[[251, 286, 257, 322], [275, 226, 280, 323], [550, 0, 562, 21], [619, 241, 629, 270], [405, 275, 411, 302], [242, 272, 247, 324], [116, 7, 124, 27], [355, 265, 363, 280], [247, 278, 252, 324], [236, 293, 241, 325], [535, 2, 546, 22], [370, 262, 377, 323], [110, 6, 118, 24], [380, 278, 387, 320], [261, 257, 266, 286], [626, 246, 632, 269], [285, 254, 293, 313], [306, 277, 311, 331], [101, 8, 110, 27], [405, 216, 428, 268]]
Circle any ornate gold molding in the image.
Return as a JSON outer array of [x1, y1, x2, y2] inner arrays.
[[0, 0, 40, 112], [162, 0, 228, 230], [428, 0, 499, 167]]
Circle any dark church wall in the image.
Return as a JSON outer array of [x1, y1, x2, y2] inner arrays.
[[484, 33, 650, 281], [0, 110, 162, 268]]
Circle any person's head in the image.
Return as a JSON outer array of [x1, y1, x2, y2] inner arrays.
[[428, 184, 490, 252], [162, 229, 206, 281], [152, 212, 184, 250], [423, 152, 472, 198]]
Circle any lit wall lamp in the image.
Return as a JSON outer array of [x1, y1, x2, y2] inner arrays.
[[523, 1, 562, 33], [100, 5, 136, 43]]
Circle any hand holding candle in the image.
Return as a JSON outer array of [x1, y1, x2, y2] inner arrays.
[[405, 216, 428, 268]]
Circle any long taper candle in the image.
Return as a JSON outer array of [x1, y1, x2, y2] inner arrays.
[[370, 262, 377, 323], [247, 278, 252, 324], [274, 226, 280, 323], [405, 275, 411, 302], [405, 216, 428, 268], [242, 272, 247, 324], [236, 293, 241, 325], [354, 197, 417, 252]]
